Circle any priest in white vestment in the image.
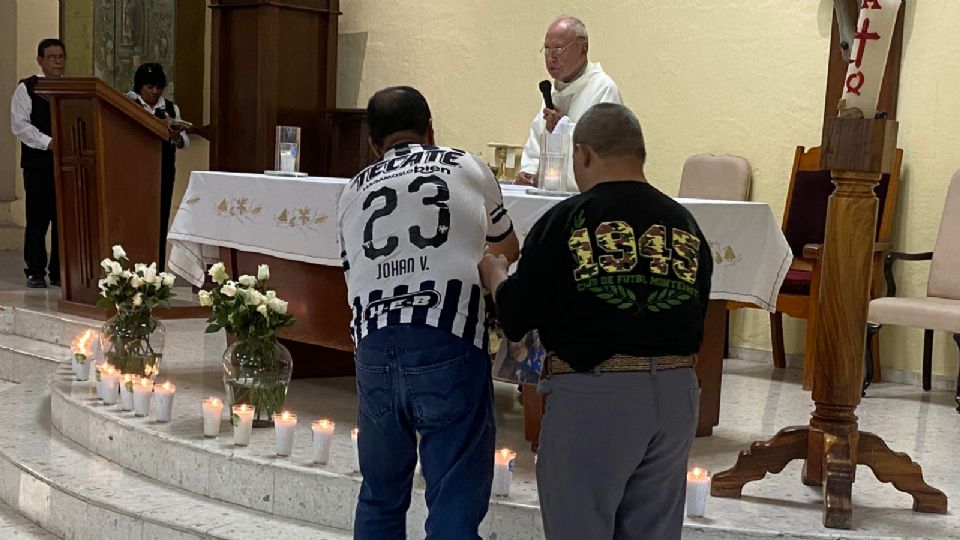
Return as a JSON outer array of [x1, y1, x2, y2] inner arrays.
[[516, 16, 623, 185]]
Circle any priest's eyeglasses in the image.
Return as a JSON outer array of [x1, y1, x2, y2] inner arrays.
[[540, 40, 580, 57]]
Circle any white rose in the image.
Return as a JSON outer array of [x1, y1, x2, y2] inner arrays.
[[257, 264, 270, 281], [105, 274, 119, 287], [98, 279, 108, 291], [238, 275, 257, 287], [135, 263, 146, 273], [132, 293, 143, 306], [112, 245, 126, 259], [160, 272, 175, 287], [268, 297, 288, 315], [100, 258, 113, 272], [142, 267, 158, 285], [265, 290, 277, 302], [198, 290, 213, 306], [257, 304, 269, 317], [244, 289, 263, 306], [221, 284, 237, 297], [208, 262, 229, 284], [130, 276, 144, 289], [109, 261, 123, 276]]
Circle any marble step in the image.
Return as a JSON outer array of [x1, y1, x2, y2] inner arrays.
[[0, 333, 68, 383], [49, 366, 543, 540], [0, 377, 352, 540], [0, 500, 60, 539], [0, 305, 224, 373]]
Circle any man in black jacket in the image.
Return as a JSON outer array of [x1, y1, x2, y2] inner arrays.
[[481, 103, 713, 539], [10, 38, 66, 288]]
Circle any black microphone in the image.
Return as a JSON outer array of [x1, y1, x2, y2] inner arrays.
[[539, 80, 555, 110]]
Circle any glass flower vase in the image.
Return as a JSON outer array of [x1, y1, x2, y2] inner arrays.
[[222, 335, 293, 427], [100, 305, 165, 380]]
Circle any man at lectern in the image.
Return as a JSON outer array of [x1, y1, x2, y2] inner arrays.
[[482, 103, 713, 539], [338, 86, 519, 539], [10, 38, 66, 288], [515, 16, 623, 186]]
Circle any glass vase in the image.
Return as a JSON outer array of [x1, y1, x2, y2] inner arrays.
[[100, 305, 165, 380], [222, 335, 293, 427]]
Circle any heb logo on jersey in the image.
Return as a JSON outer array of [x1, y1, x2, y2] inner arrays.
[[351, 147, 466, 190], [365, 290, 442, 319]]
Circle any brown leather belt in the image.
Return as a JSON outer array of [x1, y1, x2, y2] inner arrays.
[[547, 353, 695, 375]]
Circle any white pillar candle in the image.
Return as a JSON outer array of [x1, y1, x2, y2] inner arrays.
[[95, 363, 115, 400], [119, 374, 139, 411], [232, 404, 255, 446], [153, 381, 176, 423], [100, 368, 121, 406], [132, 377, 154, 417], [492, 448, 516, 497], [311, 419, 335, 464], [685, 467, 711, 517], [351, 428, 361, 473], [70, 329, 97, 381], [542, 167, 561, 192], [273, 411, 297, 457], [202, 397, 224, 438]]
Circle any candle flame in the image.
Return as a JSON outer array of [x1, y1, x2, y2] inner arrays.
[[207, 397, 221, 407], [313, 419, 334, 430], [281, 411, 290, 421], [104, 367, 115, 375], [140, 378, 152, 387], [351, 428, 359, 437], [688, 467, 710, 480], [71, 329, 97, 355], [500, 448, 511, 459], [161, 381, 172, 390]]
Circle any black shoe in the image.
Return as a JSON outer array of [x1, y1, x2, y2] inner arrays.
[[50, 278, 61, 287], [26, 276, 47, 288]]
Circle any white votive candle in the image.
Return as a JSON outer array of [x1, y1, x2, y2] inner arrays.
[[202, 397, 224, 438], [119, 374, 138, 411], [132, 377, 153, 416], [686, 467, 711, 517], [492, 448, 516, 497], [70, 329, 97, 381], [351, 428, 361, 473], [232, 404, 255, 446], [273, 411, 297, 457], [101, 368, 121, 405], [153, 381, 176, 423], [543, 167, 561, 192], [311, 419, 335, 464]]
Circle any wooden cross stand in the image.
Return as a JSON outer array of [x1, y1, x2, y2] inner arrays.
[[711, 117, 947, 528]]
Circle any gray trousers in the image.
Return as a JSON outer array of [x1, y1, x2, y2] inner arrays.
[[536, 365, 699, 540]]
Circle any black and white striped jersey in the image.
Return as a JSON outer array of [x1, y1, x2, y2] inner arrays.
[[337, 143, 514, 349]]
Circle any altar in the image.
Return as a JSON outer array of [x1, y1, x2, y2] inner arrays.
[[168, 171, 793, 436]]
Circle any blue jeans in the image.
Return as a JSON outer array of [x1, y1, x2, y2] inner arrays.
[[353, 325, 495, 540]]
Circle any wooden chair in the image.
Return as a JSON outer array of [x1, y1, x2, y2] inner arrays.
[[734, 146, 902, 387], [864, 168, 960, 412], [678, 153, 752, 201]]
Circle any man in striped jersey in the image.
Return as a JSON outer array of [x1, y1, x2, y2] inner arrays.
[[337, 86, 519, 539]]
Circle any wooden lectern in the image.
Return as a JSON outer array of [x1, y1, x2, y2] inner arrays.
[[36, 78, 206, 320]]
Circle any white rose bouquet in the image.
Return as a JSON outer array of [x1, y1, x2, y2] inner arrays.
[[96, 245, 177, 378], [202, 262, 295, 425]]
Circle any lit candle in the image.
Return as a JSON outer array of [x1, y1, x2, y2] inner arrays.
[[101, 367, 121, 406], [311, 419, 335, 464], [351, 428, 360, 473], [543, 167, 561, 192], [273, 411, 297, 457], [686, 466, 711, 517], [119, 374, 139, 411], [95, 363, 115, 400], [202, 397, 224, 438], [152, 381, 176, 423], [132, 378, 153, 417], [232, 404, 255, 446], [70, 329, 97, 381], [492, 448, 516, 497]]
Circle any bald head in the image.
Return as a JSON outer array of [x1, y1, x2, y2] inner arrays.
[[574, 103, 646, 162], [549, 15, 588, 39]]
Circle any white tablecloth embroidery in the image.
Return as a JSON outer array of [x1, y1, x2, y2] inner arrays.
[[169, 172, 791, 311]]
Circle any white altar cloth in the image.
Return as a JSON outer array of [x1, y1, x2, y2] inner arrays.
[[169, 172, 791, 311]]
